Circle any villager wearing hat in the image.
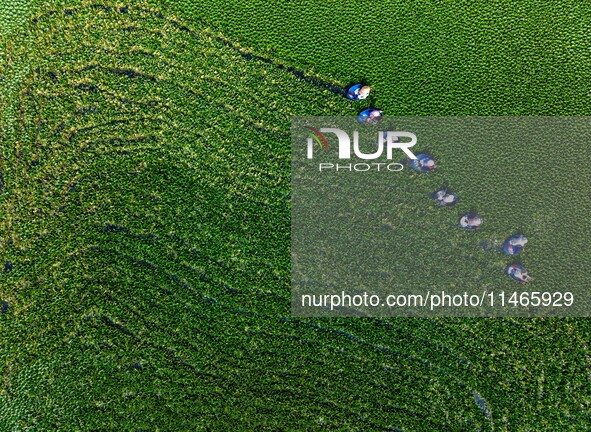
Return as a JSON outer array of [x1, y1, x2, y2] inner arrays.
[[346, 84, 371, 101]]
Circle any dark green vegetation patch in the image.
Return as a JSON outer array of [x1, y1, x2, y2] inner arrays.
[[0, 0, 590, 431]]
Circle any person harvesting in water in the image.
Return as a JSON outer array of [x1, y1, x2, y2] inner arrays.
[[411, 154, 436, 172], [503, 234, 528, 255], [433, 189, 458, 206], [357, 108, 382, 124], [346, 84, 371, 100], [459, 214, 483, 230], [506, 264, 532, 282]]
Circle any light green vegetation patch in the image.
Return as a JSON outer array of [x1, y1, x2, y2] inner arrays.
[[0, 0, 33, 37], [151, 0, 591, 116], [0, 0, 589, 431]]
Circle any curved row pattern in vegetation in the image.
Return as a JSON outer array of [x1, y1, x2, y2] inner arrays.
[[0, 1, 589, 430]]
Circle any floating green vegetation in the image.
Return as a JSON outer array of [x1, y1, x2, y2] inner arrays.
[[0, 1, 589, 431]]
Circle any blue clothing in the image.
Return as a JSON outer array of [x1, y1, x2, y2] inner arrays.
[[357, 108, 382, 124], [503, 235, 527, 255], [346, 84, 365, 100], [503, 241, 523, 255], [505, 264, 528, 282]]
